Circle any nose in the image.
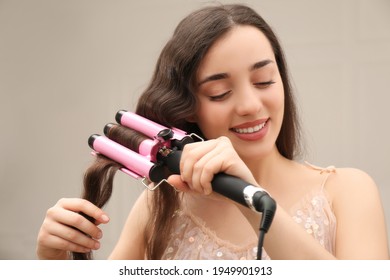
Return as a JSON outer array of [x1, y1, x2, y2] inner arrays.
[[234, 84, 262, 116]]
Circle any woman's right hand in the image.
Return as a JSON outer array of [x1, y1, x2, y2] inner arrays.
[[36, 198, 110, 260]]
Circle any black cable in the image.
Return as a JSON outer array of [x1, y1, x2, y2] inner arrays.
[[257, 229, 266, 260], [254, 199, 277, 260]]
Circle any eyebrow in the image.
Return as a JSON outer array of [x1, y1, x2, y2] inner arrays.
[[197, 59, 274, 86], [250, 59, 274, 71]]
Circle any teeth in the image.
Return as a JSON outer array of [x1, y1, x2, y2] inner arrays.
[[232, 122, 266, 134]]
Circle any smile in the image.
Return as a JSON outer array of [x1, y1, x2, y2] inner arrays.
[[231, 120, 268, 134]]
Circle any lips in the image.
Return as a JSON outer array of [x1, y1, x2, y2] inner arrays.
[[231, 119, 269, 134], [230, 118, 269, 141]]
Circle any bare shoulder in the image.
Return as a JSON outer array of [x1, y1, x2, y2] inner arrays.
[[327, 167, 377, 191], [325, 167, 382, 209], [324, 167, 389, 258]]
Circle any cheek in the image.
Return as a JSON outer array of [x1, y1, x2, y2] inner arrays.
[[269, 85, 285, 132], [195, 103, 228, 139], [268, 83, 285, 115]]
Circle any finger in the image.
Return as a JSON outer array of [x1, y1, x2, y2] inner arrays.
[[45, 221, 101, 251], [167, 175, 191, 192], [41, 233, 94, 253], [197, 153, 227, 195], [180, 140, 219, 193], [191, 149, 222, 195], [185, 138, 229, 194], [57, 198, 110, 225], [46, 205, 103, 240]]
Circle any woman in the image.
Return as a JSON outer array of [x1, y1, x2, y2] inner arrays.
[[36, 4, 389, 260]]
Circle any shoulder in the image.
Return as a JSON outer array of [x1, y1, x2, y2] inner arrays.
[[324, 167, 389, 258], [325, 167, 382, 211], [327, 167, 377, 192]]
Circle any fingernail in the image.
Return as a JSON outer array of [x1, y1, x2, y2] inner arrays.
[[101, 214, 109, 222], [96, 231, 103, 239]]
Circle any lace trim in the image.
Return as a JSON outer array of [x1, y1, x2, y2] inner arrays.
[[175, 209, 256, 252], [161, 209, 264, 260]]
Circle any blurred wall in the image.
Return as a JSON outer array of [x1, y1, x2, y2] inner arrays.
[[0, 0, 389, 259]]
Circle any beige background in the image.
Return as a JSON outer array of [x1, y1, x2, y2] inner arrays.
[[0, 0, 389, 259]]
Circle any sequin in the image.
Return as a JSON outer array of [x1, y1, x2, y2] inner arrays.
[[161, 171, 337, 260], [167, 247, 174, 253], [173, 238, 180, 246]]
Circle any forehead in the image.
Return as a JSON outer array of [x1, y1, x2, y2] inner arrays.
[[197, 25, 275, 78]]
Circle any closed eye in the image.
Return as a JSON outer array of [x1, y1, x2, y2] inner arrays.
[[254, 81, 275, 88], [209, 91, 231, 101]]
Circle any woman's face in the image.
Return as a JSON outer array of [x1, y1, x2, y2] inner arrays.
[[194, 25, 285, 161]]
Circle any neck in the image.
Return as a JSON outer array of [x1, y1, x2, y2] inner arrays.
[[242, 146, 291, 191]]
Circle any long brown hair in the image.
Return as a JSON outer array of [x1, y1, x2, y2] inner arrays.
[[72, 4, 301, 260]]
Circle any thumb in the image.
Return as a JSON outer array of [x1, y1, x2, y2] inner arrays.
[[167, 174, 191, 192]]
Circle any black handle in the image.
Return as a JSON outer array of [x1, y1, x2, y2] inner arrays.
[[163, 149, 276, 214]]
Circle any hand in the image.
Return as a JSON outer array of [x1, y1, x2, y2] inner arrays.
[[36, 198, 109, 260], [167, 136, 257, 195]]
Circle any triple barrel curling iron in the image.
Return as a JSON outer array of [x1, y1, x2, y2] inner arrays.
[[88, 110, 276, 249]]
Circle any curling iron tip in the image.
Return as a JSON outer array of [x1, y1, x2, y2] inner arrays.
[[115, 110, 127, 124], [88, 134, 100, 149], [103, 123, 115, 136]]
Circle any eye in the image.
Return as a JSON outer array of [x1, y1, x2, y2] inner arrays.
[[254, 81, 275, 89], [209, 91, 231, 101]]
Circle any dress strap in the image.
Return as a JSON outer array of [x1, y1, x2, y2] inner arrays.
[[304, 161, 336, 190]]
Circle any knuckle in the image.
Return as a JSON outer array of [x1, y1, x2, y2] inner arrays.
[[186, 149, 198, 159], [219, 136, 231, 148], [193, 161, 203, 172], [57, 239, 71, 250], [72, 214, 85, 228], [64, 229, 77, 240], [201, 164, 214, 175], [37, 231, 47, 245], [182, 143, 194, 154], [91, 207, 102, 220], [46, 206, 57, 218], [57, 198, 68, 206]]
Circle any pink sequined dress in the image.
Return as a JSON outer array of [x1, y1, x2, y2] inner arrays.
[[161, 164, 337, 260]]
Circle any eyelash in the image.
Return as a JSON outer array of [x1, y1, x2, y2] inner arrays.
[[208, 80, 275, 101], [209, 91, 231, 101], [254, 80, 275, 88]]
